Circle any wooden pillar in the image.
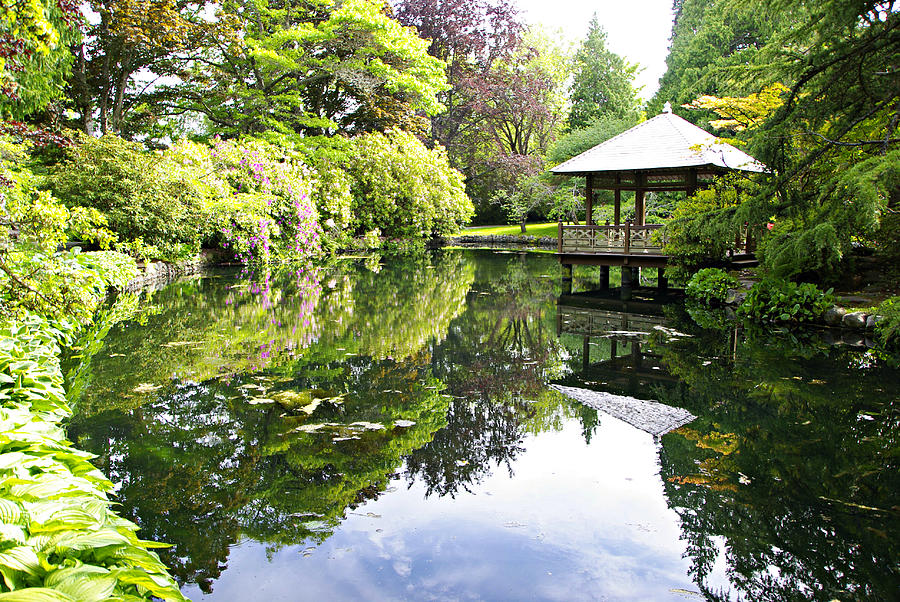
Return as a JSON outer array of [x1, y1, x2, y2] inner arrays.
[[562, 264, 572, 295], [599, 265, 609, 289], [632, 267, 640, 286], [635, 172, 645, 226], [582, 336, 590, 370], [610, 340, 618, 360], [658, 268, 668, 290], [686, 169, 698, 198], [614, 174, 621, 226], [585, 174, 594, 226]]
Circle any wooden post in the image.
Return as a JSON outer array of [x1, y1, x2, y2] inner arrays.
[[562, 263, 572, 295], [614, 174, 621, 226], [635, 172, 645, 226], [624, 221, 631, 254], [621, 265, 632, 287], [686, 169, 697, 197], [557, 220, 563, 253], [658, 268, 668, 290], [599, 265, 609, 289], [585, 174, 594, 226], [610, 340, 618, 360]]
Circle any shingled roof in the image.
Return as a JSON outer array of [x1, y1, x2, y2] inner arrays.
[[551, 106, 766, 176]]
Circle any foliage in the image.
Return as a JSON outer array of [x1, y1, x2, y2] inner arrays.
[[0, 313, 185, 600], [155, 0, 447, 140], [685, 268, 739, 306], [0, 136, 139, 325], [649, 0, 780, 122], [48, 134, 208, 261], [66, 0, 234, 136], [0, 0, 79, 115], [655, 0, 900, 280], [345, 130, 472, 238], [873, 296, 900, 351], [663, 174, 757, 281], [737, 278, 834, 324], [567, 15, 640, 129], [490, 174, 553, 233], [395, 0, 524, 212], [202, 137, 321, 263]]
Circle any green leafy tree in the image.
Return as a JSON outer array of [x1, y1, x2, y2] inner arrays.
[[0, 0, 80, 117], [66, 0, 229, 136], [567, 15, 640, 130], [161, 0, 448, 138]]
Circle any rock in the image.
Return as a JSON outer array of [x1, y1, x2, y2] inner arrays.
[[866, 314, 882, 330], [842, 311, 868, 330], [724, 307, 737, 320], [725, 289, 747, 305], [823, 306, 846, 326]]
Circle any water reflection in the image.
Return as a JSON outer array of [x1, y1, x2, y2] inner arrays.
[[67, 251, 899, 600]]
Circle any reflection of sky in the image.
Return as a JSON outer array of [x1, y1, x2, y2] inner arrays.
[[184, 413, 714, 600]]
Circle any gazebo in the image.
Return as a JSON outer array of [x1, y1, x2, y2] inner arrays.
[[550, 103, 764, 291]]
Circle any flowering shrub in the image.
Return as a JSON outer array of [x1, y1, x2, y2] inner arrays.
[[167, 138, 321, 263]]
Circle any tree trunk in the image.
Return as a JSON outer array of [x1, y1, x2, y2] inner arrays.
[[520, 220, 526, 233]]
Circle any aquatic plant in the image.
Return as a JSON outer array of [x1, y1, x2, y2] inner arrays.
[[737, 279, 834, 324], [685, 268, 739, 306]]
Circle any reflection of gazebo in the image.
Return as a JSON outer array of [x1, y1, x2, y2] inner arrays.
[[550, 103, 764, 289]]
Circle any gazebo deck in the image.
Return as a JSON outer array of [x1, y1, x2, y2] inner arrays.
[[557, 222, 667, 267]]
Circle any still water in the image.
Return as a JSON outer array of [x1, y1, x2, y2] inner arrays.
[[66, 250, 899, 600]]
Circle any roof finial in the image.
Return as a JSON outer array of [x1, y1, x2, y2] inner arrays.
[[663, 101, 672, 114]]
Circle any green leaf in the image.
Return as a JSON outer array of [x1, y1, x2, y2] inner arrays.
[[0, 588, 74, 601]]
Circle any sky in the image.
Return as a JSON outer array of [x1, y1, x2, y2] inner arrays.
[[515, 0, 676, 101]]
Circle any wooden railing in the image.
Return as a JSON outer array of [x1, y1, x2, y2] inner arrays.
[[558, 221, 666, 255]]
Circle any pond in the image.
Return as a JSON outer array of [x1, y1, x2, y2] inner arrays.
[[65, 250, 899, 601]]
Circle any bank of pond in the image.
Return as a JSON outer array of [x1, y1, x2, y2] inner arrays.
[[2, 249, 898, 600]]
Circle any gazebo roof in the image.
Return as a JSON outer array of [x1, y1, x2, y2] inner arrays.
[[551, 107, 766, 176]]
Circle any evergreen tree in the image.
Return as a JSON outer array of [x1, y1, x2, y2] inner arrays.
[[567, 15, 639, 130]]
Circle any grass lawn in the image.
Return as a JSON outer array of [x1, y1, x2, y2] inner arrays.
[[456, 222, 558, 237]]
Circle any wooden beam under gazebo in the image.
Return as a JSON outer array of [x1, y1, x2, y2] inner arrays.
[[550, 102, 765, 293]]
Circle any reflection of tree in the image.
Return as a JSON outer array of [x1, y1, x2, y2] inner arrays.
[[406, 254, 575, 497], [434, 254, 565, 401], [70, 351, 450, 593], [653, 319, 900, 600]]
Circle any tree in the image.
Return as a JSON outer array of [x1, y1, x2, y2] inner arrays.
[[0, 0, 80, 117], [160, 0, 448, 138], [567, 15, 640, 130], [394, 0, 523, 156], [658, 0, 900, 280], [66, 0, 228, 136], [649, 0, 779, 123]]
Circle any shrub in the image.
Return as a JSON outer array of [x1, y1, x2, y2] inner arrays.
[[166, 138, 322, 263], [685, 268, 739, 306], [873, 296, 900, 350], [345, 130, 473, 238], [48, 134, 210, 261], [737, 279, 835, 323]]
